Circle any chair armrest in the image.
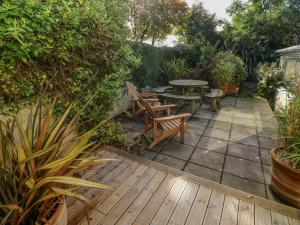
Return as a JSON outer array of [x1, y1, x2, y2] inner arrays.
[[141, 92, 159, 97], [154, 113, 191, 122], [151, 104, 176, 111], [144, 98, 160, 102]]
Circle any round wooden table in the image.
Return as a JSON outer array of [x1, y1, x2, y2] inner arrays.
[[169, 79, 208, 95]]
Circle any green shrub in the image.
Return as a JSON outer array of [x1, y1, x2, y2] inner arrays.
[[163, 58, 186, 80], [257, 63, 284, 109], [97, 122, 125, 145], [0, 0, 139, 131], [275, 90, 300, 168], [212, 52, 246, 86]]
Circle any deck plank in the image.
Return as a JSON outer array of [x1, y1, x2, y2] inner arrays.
[[220, 195, 239, 225], [271, 211, 289, 225], [115, 171, 167, 225], [255, 206, 271, 225], [238, 201, 254, 225], [79, 210, 105, 225], [68, 158, 138, 224], [202, 191, 225, 225], [289, 218, 300, 225], [132, 174, 177, 225], [98, 168, 157, 225], [167, 182, 199, 225], [185, 186, 212, 225], [69, 159, 139, 225], [99, 164, 148, 214], [150, 178, 188, 225]]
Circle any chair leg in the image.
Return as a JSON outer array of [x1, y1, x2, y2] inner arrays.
[[180, 119, 184, 143], [211, 99, 218, 112], [149, 122, 158, 149], [132, 102, 136, 115]]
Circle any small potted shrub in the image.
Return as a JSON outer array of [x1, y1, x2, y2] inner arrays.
[[271, 88, 300, 207], [212, 52, 246, 96], [0, 101, 109, 225]]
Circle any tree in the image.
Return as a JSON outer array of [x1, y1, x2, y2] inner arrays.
[[222, 0, 300, 79], [129, 0, 188, 45], [178, 3, 221, 45]]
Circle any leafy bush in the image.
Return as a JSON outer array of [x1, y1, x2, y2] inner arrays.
[[275, 90, 300, 168], [212, 52, 246, 86], [163, 58, 186, 80], [97, 122, 125, 145], [0, 0, 139, 130], [257, 63, 284, 109], [131, 43, 187, 87], [0, 101, 109, 225]]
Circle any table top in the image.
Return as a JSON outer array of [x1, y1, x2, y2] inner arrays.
[[169, 79, 208, 87]]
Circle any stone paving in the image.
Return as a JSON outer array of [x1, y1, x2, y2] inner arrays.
[[118, 96, 280, 201]]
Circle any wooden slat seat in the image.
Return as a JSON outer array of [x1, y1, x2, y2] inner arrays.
[[160, 93, 202, 114], [204, 89, 224, 112], [139, 95, 191, 149]]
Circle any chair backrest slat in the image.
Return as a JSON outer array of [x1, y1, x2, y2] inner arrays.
[[126, 81, 139, 100], [138, 95, 158, 118]]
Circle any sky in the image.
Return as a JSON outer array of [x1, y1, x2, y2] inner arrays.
[[186, 0, 233, 21], [150, 0, 234, 47]]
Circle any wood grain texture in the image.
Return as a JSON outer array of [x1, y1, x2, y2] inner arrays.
[[150, 178, 188, 225], [271, 211, 289, 225], [185, 186, 212, 225], [167, 182, 199, 225], [255, 205, 271, 225], [220, 195, 239, 225], [203, 191, 225, 225], [238, 201, 254, 225]]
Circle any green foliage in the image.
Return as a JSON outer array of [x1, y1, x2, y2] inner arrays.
[[275, 91, 300, 168], [212, 52, 246, 86], [97, 122, 125, 145], [222, 0, 300, 79], [0, 0, 139, 131], [163, 58, 186, 80], [131, 42, 187, 87], [129, 0, 188, 45], [178, 3, 221, 45], [257, 63, 284, 109], [0, 101, 109, 225]]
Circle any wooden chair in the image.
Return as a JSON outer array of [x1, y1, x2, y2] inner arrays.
[[126, 81, 175, 117], [126, 81, 160, 116], [139, 96, 191, 149]]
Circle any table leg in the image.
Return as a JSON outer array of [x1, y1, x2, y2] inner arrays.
[[192, 100, 196, 114]]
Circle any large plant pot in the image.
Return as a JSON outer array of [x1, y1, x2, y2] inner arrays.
[[219, 84, 240, 96], [47, 199, 68, 225], [271, 148, 300, 208]]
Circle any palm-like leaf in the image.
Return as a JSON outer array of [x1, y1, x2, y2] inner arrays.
[[0, 101, 108, 225]]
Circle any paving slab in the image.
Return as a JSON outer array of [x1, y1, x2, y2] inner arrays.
[[261, 148, 271, 165], [258, 137, 277, 150], [204, 127, 230, 141], [154, 154, 186, 170], [161, 141, 194, 161], [190, 148, 225, 171], [208, 120, 232, 131], [227, 142, 260, 162], [231, 124, 257, 135], [197, 136, 227, 154], [173, 132, 201, 146], [184, 162, 221, 183], [224, 156, 264, 183], [221, 173, 266, 198], [230, 131, 259, 147]]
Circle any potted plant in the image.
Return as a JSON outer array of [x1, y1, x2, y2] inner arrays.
[[212, 52, 246, 96], [0, 101, 109, 225], [271, 88, 300, 208]]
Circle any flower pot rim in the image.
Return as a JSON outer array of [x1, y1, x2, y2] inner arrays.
[[47, 198, 66, 225], [271, 148, 300, 174]]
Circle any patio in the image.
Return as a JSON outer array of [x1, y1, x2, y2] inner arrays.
[[119, 96, 279, 200]]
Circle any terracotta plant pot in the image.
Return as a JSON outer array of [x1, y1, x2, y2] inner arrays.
[[47, 199, 68, 225], [219, 84, 240, 96], [271, 148, 300, 208]]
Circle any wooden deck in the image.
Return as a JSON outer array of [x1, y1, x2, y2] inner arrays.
[[67, 147, 300, 225]]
